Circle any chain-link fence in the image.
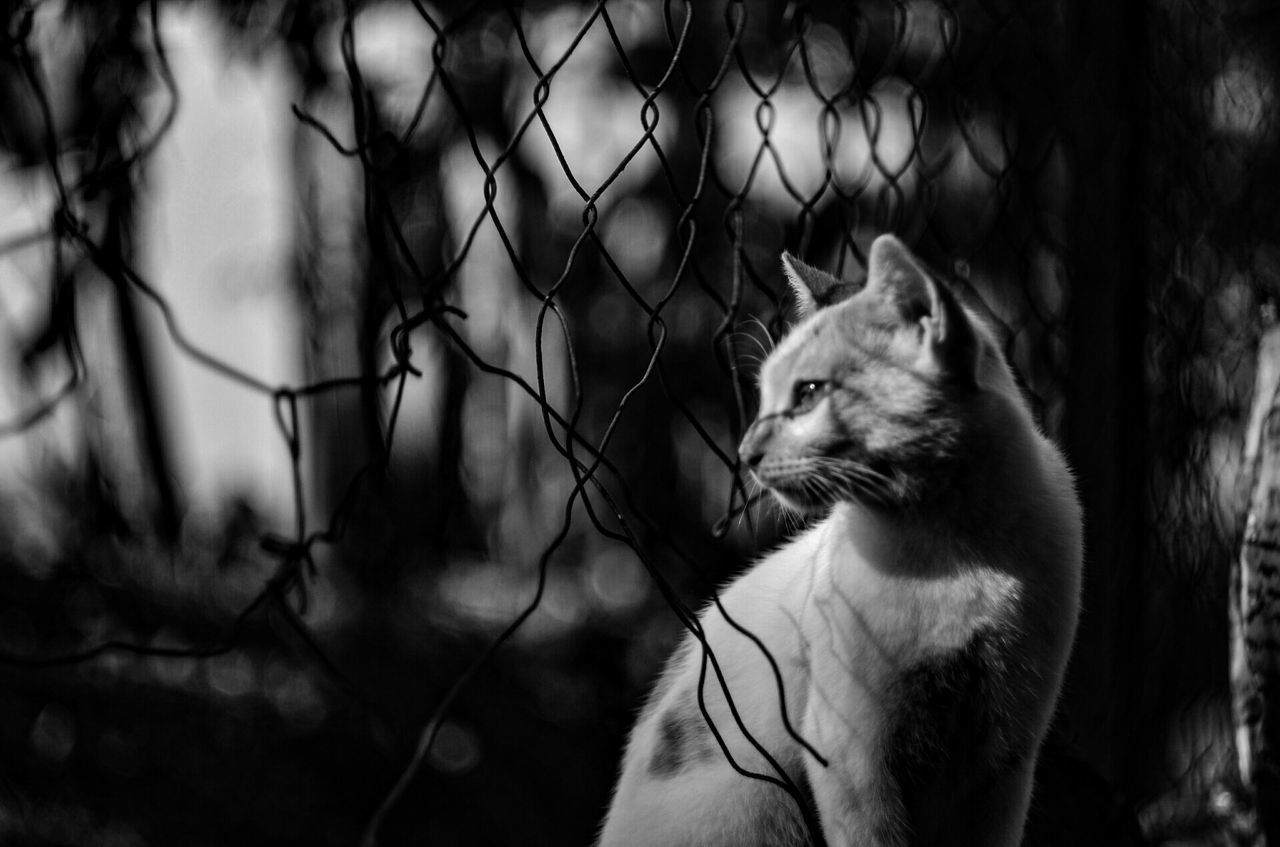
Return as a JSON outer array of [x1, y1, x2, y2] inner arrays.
[[0, 0, 1271, 844]]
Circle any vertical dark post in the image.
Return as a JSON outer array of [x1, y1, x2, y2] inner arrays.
[[87, 0, 182, 543], [1057, 0, 1149, 791], [105, 200, 182, 543], [285, 1, 373, 542]]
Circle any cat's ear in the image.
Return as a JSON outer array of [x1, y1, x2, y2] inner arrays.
[[781, 252, 860, 319], [867, 234, 977, 385]]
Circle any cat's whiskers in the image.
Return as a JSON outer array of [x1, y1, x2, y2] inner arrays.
[[744, 316, 777, 353], [810, 456, 895, 507], [773, 484, 807, 531], [808, 467, 842, 505], [843, 472, 895, 508], [737, 475, 769, 540], [819, 455, 895, 488], [730, 328, 772, 373]]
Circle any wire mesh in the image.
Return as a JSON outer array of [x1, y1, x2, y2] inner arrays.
[[0, 0, 1268, 844]]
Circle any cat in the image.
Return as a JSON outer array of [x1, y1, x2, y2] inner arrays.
[[595, 234, 1083, 847]]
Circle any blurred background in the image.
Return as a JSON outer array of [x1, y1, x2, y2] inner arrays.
[[0, 0, 1277, 844]]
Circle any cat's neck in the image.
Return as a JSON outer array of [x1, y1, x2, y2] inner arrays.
[[823, 406, 1059, 579]]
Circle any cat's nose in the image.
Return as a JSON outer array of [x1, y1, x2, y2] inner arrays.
[[739, 434, 765, 469], [739, 420, 772, 469]]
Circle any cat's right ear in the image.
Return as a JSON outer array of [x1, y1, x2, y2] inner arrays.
[[867, 234, 978, 386], [781, 253, 860, 320]]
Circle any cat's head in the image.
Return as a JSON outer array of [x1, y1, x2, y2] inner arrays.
[[739, 234, 1008, 514]]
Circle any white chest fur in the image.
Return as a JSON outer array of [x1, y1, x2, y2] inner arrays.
[[795, 505, 1020, 661], [596, 500, 1046, 847], [701, 505, 1022, 765]]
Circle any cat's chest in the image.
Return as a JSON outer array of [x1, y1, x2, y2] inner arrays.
[[802, 528, 1021, 668], [858, 568, 1016, 656]]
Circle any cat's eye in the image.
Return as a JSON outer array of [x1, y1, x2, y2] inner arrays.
[[791, 380, 828, 412]]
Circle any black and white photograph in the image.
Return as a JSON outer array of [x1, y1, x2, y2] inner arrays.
[[0, 0, 1274, 844]]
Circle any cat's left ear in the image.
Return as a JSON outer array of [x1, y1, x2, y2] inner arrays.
[[781, 253, 861, 320], [867, 235, 978, 385]]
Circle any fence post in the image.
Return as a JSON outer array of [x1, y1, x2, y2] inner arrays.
[[94, 1, 182, 543], [1057, 0, 1150, 793]]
